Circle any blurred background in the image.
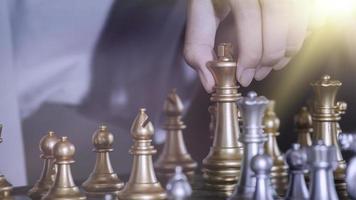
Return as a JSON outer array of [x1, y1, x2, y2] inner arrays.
[[1, 0, 356, 186]]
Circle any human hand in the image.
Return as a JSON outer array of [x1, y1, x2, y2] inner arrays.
[[184, 0, 310, 92]]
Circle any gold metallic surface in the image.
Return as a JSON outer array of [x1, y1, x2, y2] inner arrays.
[[208, 104, 217, 140], [311, 75, 348, 199], [82, 125, 124, 197], [42, 137, 86, 200], [154, 90, 197, 183], [118, 109, 167, 200], [202, 43, 243, 195], [336, 101, 347, 136], [262, 101, 288, 196], [294, 107, 313, 147], [0, 125, 13, 200], [28, 131, 60, 199]]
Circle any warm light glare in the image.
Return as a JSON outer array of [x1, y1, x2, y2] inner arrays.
[[315, 0, 356, 22]]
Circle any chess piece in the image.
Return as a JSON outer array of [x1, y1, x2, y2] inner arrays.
[[166, 166, 192, 200], [118, 109, 167, 200], [251, 153, 274, 200], [202, 43, 243, 195], [263, 101, 288, 196], [294, 107, 313, 147], [28, 131, 60, 199], [284, 144, 309, 200], [82, 125, 124, 197], [0, 125, 13, 200], [308, 140, 339, 200], [42, 137, 86, 200], [208, 104, 216, 140], [154, 90, 197, 183], [311, 75, 347, 199], [336, 101, 347, 136], [229, 91, 269, 200]]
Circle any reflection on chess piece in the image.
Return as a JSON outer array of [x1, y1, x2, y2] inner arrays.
[[202, 43, 243, 195], [154, 90, 197, 183], [294, 107, 313, 147], [285, 144, 309, 200], [311, 75, 347, 199], [118, 109, 167, 200], [336, 101, 347, 136], [229, 91, 269, 200], [251, 153, 274, 200], [42, 137, 86, 200], [82, 125, 124, 197], [28, 131, 60, 199], [308, 140, 338, 200], [263, 101, 288, 196], [166, 166, 192, 200], [208, 104, 216, 140], [0, 125, 13, 200]]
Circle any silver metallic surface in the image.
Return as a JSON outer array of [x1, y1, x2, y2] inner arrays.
[[308, 140, 338, 200], [229, 91, 269, 200], [284, 144, 309, 200], [251, 153, 274, 200], [166, 166, 192, 200]]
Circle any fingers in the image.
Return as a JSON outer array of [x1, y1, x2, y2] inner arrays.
[[230, 0, 263, 87], [184, 0, 230, 93]]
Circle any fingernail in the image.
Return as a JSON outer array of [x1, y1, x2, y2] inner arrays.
[[255, 67, 272, 81], [273, 57, 291, 70], [238, 68, 255, 87]]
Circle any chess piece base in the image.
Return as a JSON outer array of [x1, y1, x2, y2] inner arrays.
[[42, 186, 86, 200], [82, 172, 124, 197], [118, 182, 167, 200], [0, 175, 13, 200]]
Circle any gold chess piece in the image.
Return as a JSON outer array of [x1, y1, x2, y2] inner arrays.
[[202, 43, 243, 195], [262, 101, 288, 196], [311, 75, 348, 199], [154, 89, 197, 183], [336, 101, 347, 135], [0, 125, 13, 200], [208, 104, 217, 140], [294, 107, 313, 147], [42, 137, 86, 200], [118, 109, 167, 200], [28, 131, 60, 199], [82, 125, 124, 197]]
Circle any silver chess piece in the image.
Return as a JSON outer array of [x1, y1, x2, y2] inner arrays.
[[251, 153, 274, 200], [284, 144, 309, 200], [166, 166, 192, 200], [308, 140, 339, 200], [229, 91, 269, 200]]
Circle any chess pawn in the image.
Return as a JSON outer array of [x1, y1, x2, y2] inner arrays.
[[229, 91, 269, 200], [263, 101, 288, 196], [294, 107, 313, 147], [284, 144, 309, 200], [202, 43, 243, 195], [336, 101, 347, 136], [118, 109, 167, 200], [0, 125, 13, 200], [42, 137, 86, 200], [166, 166, 192, 200], [28, 131, 60, 199], [154, 90, 197, 183], [251, 153, 274, 200], [308, 140, 339, 200], [311, 75, 347, 199], [82, 125, 124, 196]]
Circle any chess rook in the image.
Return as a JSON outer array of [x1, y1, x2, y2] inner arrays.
[[262, 101, 288, 196], [28, 131, 60, 199], [42, 137, 86, 200], [308, 140, 339, 200], [229, 91, 269, 200], [166, 166, 192, 200], [202, 43, 243, 195], [285, 144, 309, 200], [0, 125, 13, 200], [118, 109, 167, 200], [251, 153, 274, 200], [311, 75, 347, 199], [82, 125, 124, 196], [154, 90, 197, 183], [294, 107, 313, 147]]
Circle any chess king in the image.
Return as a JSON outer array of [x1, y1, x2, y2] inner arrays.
[[201, 43, 243, 195], [311, 75, 348, 199]]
